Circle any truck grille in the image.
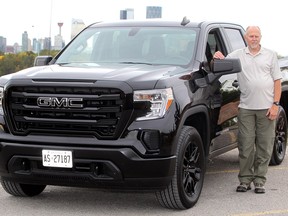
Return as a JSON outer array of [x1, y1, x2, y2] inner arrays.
[[6, 86, 126, 139]]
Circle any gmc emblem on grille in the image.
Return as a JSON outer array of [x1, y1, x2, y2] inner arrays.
[[37, 97, 83, 108]]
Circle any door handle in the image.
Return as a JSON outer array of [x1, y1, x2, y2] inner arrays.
[[232, 80, 239, 88]]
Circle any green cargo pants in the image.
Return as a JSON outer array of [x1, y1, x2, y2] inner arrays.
[[237, 108, 276, 185]]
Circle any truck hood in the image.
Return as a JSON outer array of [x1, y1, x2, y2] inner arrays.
[[1, 63, 185, 89]]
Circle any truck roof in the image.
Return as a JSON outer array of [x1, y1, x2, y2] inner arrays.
[[89, 18, 243, 29]]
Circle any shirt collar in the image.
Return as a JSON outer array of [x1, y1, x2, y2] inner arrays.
[[245, 45, 262, 56]]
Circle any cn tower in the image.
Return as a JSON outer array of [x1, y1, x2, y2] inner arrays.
[[58, 22, 63, 36]]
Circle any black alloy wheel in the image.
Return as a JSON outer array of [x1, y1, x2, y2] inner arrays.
[[156, 126, 205, 209], [270, 106, 287, 165], [0, 178, 46, 197]]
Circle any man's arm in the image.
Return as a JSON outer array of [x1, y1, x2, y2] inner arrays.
[[274, 79, 282, 103], [267, 79, 281, 120]]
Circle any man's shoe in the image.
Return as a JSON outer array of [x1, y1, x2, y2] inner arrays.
[[254, 183, 265, 194], [236, 183, 251, 192]]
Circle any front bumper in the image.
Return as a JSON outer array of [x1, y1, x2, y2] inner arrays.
[[0, 137, 176, 190]]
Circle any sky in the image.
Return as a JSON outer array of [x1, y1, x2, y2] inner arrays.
[[1, 0, 288, 56]]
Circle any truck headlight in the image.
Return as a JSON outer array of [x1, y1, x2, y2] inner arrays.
[[133, 88, 174, 120]]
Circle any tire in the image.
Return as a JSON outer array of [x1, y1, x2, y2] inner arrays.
[[0, 178, 46, 197], [270, 106, 287, 165], [155, 126, 205, 209]]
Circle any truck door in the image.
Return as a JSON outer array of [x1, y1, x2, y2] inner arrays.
[[207, 27, 246, 157]]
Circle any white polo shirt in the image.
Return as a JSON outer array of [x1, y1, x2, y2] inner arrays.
[[228, 46, 282, 110]]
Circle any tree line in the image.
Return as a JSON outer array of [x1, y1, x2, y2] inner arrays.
[[0, 50, 59, 76], [0, 50, 284, 77]]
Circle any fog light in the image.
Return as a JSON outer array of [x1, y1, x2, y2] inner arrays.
[[140, 130, 161, 150]]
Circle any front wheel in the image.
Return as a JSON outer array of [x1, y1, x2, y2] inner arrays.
[[155, 126, 205, 209], [0, 178, 46, 197], [270, 106, 287, 165]]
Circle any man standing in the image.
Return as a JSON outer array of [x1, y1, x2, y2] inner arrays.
[[214, 26, 282, 193]]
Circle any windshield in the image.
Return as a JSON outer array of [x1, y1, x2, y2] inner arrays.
[[56, 26, 198, 66]]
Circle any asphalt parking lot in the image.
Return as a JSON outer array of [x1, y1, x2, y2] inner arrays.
[[200, 148, 288, 216], [0, 148, 288, 216]]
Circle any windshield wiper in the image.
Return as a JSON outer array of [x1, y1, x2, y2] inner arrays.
[[119, 62, 153, 65], [56, 63, 70, 66]]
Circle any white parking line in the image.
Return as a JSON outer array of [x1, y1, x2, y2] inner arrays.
[[206, 166, 288, 175], [231, 209, 288, 216]]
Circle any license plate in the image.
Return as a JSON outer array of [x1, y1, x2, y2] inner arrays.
[[42, 150, 73, 168]]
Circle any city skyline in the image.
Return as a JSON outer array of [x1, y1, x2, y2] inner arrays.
[[0, 19, 87, 54], [1, 0, 165, 48], [1, 0, 288, 56], [0, 5, 163, 53]]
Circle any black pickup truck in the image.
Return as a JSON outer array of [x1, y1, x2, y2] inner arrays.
[[0, 18, 287, 209]]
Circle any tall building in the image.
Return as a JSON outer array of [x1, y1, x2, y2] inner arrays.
[[54, 22, 65, 50], [58, 23, 63, 36], [13, 43, 21, 53], [120, 8, 134, 20], [0, 36, 7, 53], [146, 6, 162, 19], [120, 10, 127, 20], [32, 38, 40, 54], [54, 35, 65, 50], [42, 37, 51, 51], [28, 38, 32, 51], [22, 31, 29, 52], [71, 19, 86, 40]]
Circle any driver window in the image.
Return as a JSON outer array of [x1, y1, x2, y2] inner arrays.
[[208, 29, 227, 56], [204, 29, 227, 70], [205, 32, 219, 66]]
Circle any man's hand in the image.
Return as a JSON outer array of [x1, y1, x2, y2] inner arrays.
[[213, 51, 225, 59], [266, 105, 279, 120]]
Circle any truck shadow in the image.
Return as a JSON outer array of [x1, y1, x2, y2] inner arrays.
[[4, 149, 281, 216], [1, 150, 241, 215]]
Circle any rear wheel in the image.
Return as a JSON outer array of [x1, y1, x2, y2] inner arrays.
[[0, 178, 46, 197], [270, 106, 287, 165], [155, 126, 205, 209]]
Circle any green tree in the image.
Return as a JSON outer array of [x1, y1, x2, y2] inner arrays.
[[0, 52, 37, 76], [0, 51, 59, 76], [39, 49, 60, 56]]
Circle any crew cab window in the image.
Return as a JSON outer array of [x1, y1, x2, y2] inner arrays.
[[224, 28, 246, 51]]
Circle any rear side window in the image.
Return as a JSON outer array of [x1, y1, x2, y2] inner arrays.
[[224, 28, 246, 51]]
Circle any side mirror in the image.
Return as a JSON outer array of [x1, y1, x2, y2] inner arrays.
[[212, 58, 241, 74], [194, 58, 241, 88], [34, 56, 53, 66]]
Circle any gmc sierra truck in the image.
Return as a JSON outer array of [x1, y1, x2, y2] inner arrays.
[[0, 18, 287, 210]]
